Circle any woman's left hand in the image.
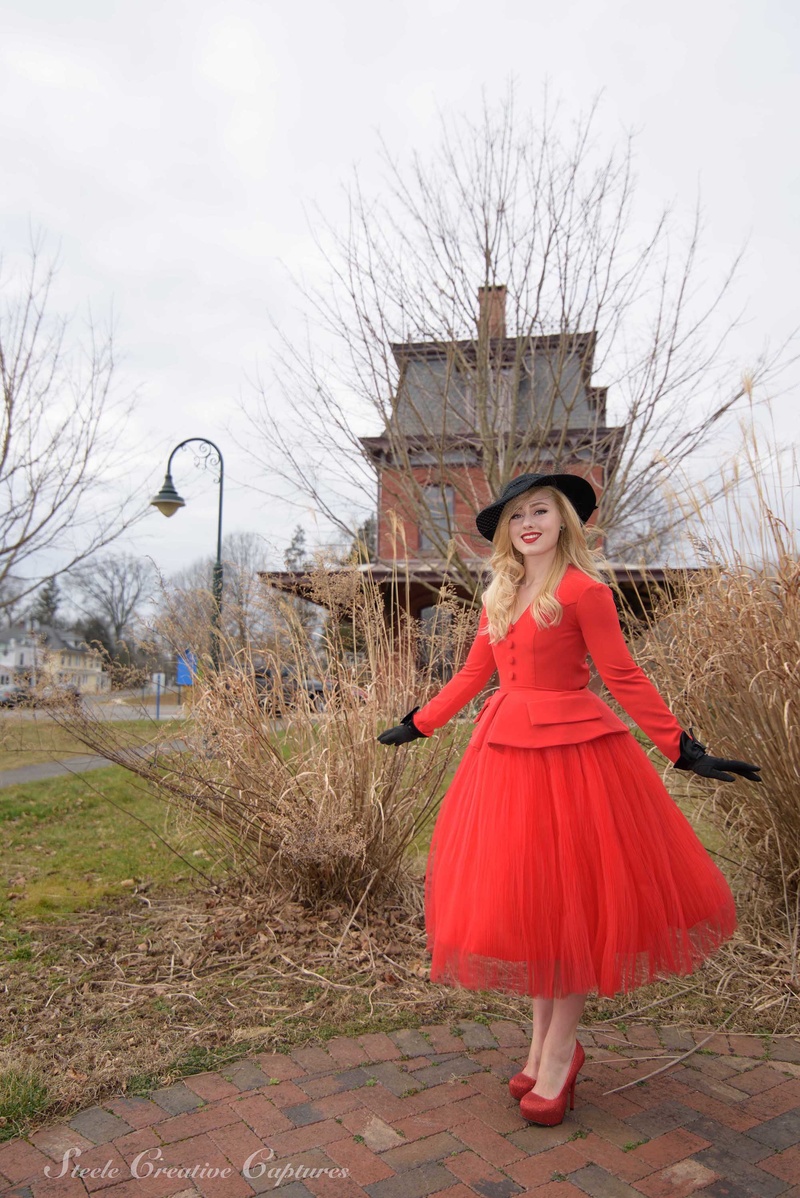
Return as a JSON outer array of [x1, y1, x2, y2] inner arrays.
[[377, 707, 427, 746], [674, 730, 762, 782]]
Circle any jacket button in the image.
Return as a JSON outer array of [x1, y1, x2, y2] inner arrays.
[[509, 657, 516, 665], [510, 672, 517, 680], [509, 641, 515, 649]]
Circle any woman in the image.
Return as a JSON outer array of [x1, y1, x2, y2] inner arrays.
[[378, 472, 760, 1127]]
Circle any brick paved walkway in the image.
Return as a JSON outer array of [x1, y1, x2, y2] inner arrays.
[[2, 1020, 799, 1197]]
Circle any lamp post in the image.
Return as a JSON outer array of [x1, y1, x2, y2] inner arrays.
[[150, 438, 224, 670]]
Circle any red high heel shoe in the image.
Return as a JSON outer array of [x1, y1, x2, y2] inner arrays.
[[508, 1069, 537, 1100], [519, 1040, 585, 1126]]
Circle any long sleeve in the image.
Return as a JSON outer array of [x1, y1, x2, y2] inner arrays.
[[576, 583, 684, 763], [412, 607, 497, 735]]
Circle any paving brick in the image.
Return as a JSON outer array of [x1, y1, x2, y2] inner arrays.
[[405, 1081, 482, 1118], [67, 1108, 134, 1147], [656, 1020, 699, 1049], [380, 1131, 462, 1172], [297, 1069, 371, 1101], [246, 1182, 313, 1198], [252, 1051, 308, 1081], [443, 1147, 524, 1196], [675, 1071, 755, 1105], [694, 1033, 732, 1055], [206, 1117, 266, 1172], [406, 1057, 483, 1089], [55, 1141, 128, 1192], [655, 1076, 754, 1125], [488, 1020, 528, 1049], [323, 1037, 371, 1069], [505, 1142, 587, 1188], [741, 1077, 800, 1120], [111, 1127, 162, 1163], [727, 1034, 769, 1059], [673, 1114, 772, 1163], [696, 1181, 769, 1198], [325, 1135, 396, 1184], [219, 1061, 272, 1092], [747, 1108, 800, 1151], [625, 1026, 664, 1050], [28, 1126, 94, 1162], [154, 1132, 255, 1197], [290, 1046, 337, 1076], [307, 1091, 365, 1121], [574, 1131, 656, 1182], [627, 1127, 712, 1170], [759, 1142, 800, 1183], [631, 1156, 719, 1197], [727, 1063, 792, 1096], [573, 1100, 645, 1150], [182, 1073, 240, 1102], [626, 1098, 732, 1140], [506, 1118, 578, 1155], [361, 1062, 421, 1098], [404, 1057, 434, 1072], [387, 1029, 431, 1058], [155, 1103, 240, 1145], [149, 1084, 205, 1117], [562, 1161, 646, 1197], [453, 1021, 497, 1050], [345, 1111, 405, 1154], [416, 1026, 465, 1054], [362, 1161, 459, 1197], [769, 1039, 800, 1065], [251, 1079, 309, 1108], [454, 1093, 523, 1135], [281, 1103, 329, 1129], [227, 1094, 294, 1139], [26, 1176, 90, 1197], [103, 1096, 170, 1128], [450, 1118, 526, 1169], [692, 1145, 790, 1197], [355, 1034, 403, 1063], [266, 1119, 350, 1157], [244, 1147, 340, 1196], [356, 1085, 412, 1124]]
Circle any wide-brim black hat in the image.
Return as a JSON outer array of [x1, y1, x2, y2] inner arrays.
[[475, 472, 598, 542]]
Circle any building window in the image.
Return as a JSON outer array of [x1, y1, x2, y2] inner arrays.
[[419, 485, 454, 554]]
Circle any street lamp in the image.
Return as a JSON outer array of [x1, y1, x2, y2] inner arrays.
[[150, 438, 224, 669]]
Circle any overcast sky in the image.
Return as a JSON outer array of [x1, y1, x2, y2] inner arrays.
[[1, 0, 798, 583]]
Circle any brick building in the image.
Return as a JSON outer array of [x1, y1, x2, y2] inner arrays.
[[263, 286, 675, 621]]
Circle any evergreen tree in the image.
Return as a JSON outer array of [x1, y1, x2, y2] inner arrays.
[[30, 578, 61, 627]]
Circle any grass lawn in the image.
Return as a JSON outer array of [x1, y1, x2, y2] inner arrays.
[[0, 715, 183, 771], [0, 765, 227, 925]]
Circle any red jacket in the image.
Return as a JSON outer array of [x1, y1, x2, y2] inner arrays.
[[412, 564, 684, 763]]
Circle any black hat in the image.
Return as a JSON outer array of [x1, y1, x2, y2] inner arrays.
[[475, 472, 598, 542]]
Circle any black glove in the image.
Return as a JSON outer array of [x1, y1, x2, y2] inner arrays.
[[673, 730, 762, 783], [377, 706, 427, 746]]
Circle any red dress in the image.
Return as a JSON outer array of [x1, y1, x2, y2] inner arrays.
[[412, 564, 737, 999]]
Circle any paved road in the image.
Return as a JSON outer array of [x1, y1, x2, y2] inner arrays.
[[0, 754, 116, 788]]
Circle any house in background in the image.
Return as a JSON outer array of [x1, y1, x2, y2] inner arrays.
[[263, 284, 678, 621], [0, 623, 110, 695]]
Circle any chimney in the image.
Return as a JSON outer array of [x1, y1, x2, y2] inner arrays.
[[478, 284, 507, 340]]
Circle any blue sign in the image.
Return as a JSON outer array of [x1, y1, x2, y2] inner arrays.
[[176, 651, 198, 686]]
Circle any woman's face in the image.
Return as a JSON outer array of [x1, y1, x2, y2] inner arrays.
[[507, 489, 562, 561]]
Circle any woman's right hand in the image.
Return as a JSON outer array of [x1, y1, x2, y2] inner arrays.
[[377, 707, 427, 745]]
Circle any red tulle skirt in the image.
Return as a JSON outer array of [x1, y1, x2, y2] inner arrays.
[[424, 731, 737, 999]]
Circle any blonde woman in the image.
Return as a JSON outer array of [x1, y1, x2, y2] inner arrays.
[[378, 472, 760, 1127]]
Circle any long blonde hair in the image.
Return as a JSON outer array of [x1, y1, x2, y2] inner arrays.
[[482, 486, 608, 643]]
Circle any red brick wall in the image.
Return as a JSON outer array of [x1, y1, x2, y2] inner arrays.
[[377, 463, 605, 560]]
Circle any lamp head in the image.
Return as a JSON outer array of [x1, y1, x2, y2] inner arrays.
[[150, 472, 186, 518]]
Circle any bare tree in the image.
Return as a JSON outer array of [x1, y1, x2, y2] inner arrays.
[[0, 234, 140, 613], [242, 88, 792, 599], [164, 530, 273, 653], [70, 553, 156, 646]]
